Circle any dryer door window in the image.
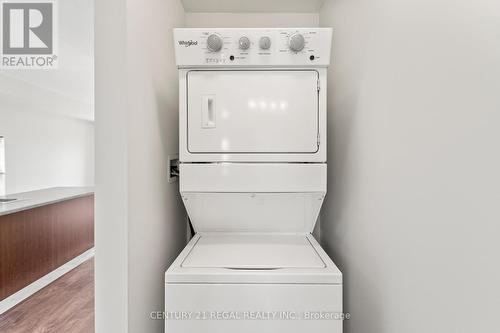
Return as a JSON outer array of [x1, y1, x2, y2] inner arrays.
[[187, 70, 319, 154]]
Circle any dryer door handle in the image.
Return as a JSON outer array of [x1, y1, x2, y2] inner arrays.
[[202, 95, 216, 128]]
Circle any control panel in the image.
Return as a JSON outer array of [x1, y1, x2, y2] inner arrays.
[[174, 28, 333, 67]]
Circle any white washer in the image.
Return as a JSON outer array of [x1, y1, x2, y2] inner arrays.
[[167, 28, 342, 333]]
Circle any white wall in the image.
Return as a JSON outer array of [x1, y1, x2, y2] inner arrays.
[[94, 0, 128, 330], [0, 109, 94, 194], [186, 12, 318, 28], [181, 0, 324, 13], [127, 0, 187, 331], [319, 0, 500, 332], [0, 0, 94, 195], [95, 0, 187, 332]]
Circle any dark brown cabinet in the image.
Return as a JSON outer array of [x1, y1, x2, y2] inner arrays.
[[0, 195, 94, 300]]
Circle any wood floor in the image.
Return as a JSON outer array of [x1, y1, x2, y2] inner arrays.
[[0, 258, 94, 333]]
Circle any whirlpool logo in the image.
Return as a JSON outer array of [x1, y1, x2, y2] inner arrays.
[[1, 0, 58, 69], [178, 40, 198, 47]]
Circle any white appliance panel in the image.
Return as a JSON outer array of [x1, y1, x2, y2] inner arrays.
[[165, 283, 342, 333], [180, 163, 327, 193], [182, 192, 324, 233], [179, 163, 326, 233], [181, 234, 325, 269], [174, 28, 333, 68], [187, 70, 319, 154]]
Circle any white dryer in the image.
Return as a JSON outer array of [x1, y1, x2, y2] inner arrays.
[[166, 28, 342, 333]]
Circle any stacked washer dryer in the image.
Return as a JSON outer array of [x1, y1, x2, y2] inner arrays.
[[166, 28, 342, 333]]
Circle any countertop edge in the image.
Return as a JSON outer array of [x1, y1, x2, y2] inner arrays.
[[0, 189, 94, 217]]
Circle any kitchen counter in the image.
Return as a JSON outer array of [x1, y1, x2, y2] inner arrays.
[[0, 187, 94, 217], [0, 186, 94, 300]]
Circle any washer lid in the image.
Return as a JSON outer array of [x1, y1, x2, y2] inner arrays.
[[181, 234, 326, 269]]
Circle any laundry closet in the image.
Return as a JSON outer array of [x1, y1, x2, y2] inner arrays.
[[96, 1, 342, 332]]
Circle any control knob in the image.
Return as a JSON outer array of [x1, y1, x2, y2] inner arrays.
[[207, 34, 223, 52], [289, 33, 305, 52], [259, 36, 271, 50], [239, 36, 250, 50]]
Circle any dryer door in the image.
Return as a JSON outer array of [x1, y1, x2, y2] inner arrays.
[[187, 70, 319, 154]]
